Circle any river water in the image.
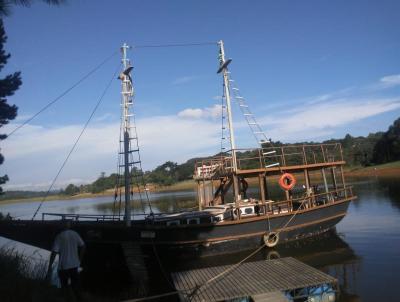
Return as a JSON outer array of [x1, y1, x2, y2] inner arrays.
[[1, 176, 399, 301]]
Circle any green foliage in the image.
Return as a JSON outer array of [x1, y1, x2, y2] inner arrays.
[[89, 172, 118, 193], [372, 117, 400, 164], [146, 161, 179, 186], [0, 20, 21, 194], [325, 132, 383, 166], [0, 190, 59, 201], [0, 0, 65, 16], [64, 183, 80, 195]]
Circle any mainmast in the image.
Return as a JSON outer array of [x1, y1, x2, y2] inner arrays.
[[120, 43, 133, 226], [218, 40, 240, 203]]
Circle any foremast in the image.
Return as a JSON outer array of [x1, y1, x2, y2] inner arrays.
[[120, 43, 133, 226], [218, 40, 240, 204]]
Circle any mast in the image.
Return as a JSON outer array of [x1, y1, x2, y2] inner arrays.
[[218, 40, 240, 204], [121, 43, 132, 226]]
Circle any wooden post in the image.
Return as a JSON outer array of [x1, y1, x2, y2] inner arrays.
[[259, 174, 266, 202], [321, 168, 329, 193], [340, 166, 347, 198], [302, 145, 307, 165], [304, 169, 310, 191], [264, 175, 269, 200], [321, 145, 326, 163], [331, 167, 337, 190], [197, 181, 203, 210]]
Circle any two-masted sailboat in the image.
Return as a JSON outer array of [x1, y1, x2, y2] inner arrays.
[[0, 41, 356, 256]]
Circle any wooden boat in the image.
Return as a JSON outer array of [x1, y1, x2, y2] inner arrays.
[[0, 41, 356, 257]]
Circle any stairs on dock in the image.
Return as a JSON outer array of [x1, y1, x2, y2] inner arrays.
[[121, 242, 149, 297]]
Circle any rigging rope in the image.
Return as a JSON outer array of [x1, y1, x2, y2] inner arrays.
[[131, 41, 217, 49], [7, 50, 118, 137], [31, 63, 121, 220]]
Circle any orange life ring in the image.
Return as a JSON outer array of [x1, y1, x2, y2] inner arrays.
[[278, 173, 296, 190]]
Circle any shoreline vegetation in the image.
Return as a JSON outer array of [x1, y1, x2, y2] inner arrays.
[[1, 161, 399, 205]]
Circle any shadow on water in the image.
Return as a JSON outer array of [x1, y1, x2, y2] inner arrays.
[[139, 230, 361, 301]]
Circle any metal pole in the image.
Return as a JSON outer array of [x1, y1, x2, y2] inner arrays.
[[121, 43, 131, 227], [218, 40, 240, 204]]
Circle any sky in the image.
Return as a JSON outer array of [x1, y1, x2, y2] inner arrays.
[[1, 0, 400, 190]]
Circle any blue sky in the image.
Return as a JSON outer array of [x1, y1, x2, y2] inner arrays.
[[2, 0, 400, 190]]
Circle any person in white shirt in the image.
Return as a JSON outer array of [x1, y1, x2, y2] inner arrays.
[[47, 220, 85, 301]]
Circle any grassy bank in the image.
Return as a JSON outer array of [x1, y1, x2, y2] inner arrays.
[[345, 160, 400, 177], [0, 248, 124, 302], [0, 248, 59, 302]]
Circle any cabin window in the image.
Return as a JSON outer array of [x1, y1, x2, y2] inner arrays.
[[166, 220, 180, 226], [241, 207, 254, 215], [212, 216, 222, 223], [187, 218, 200, 225]]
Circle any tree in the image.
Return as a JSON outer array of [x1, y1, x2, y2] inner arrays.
[[64, 183, 79, 195], [373, 117, 400, 164], [0, 0, 64, 16], [0, 0, 65, 194], [0, 20, 21, 194]]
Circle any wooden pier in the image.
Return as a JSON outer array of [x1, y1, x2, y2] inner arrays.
[[171, 257, 337, 302]]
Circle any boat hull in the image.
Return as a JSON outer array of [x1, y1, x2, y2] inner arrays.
[[0, 198, 352, 256]]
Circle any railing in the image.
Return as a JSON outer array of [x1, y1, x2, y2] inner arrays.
[[42, 213, 122, 221], [261, 186, 353, 215], [237, 143, 344, 170], [193, 143, 344, 177], [194, 155, 234, 179], [41, 211, 199, 222]]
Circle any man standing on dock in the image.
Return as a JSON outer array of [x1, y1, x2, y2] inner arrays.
[[47, 221, 85, 301]]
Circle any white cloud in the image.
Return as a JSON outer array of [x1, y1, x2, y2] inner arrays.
[[379, 74, 400, 88], [258, 98, 400, 141], [14, 114, 34, 122], [178, 104, 221, 119], [172, 76, 196, 85], [2, 114, 221, 190]]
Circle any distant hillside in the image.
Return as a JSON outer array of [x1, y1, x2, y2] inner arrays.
[[0, 190, 59, 201]]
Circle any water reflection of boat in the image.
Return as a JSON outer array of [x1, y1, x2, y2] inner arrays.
[[160, 230, 358, 271], [0, 41, 356, 256]]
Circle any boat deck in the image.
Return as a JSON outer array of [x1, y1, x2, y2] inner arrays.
[[171, 257, 338, 302]]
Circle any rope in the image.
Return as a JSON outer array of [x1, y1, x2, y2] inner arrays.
[[31, 63, 121, 220], [273, 194, 309, 238], [7, 50, 118, 137], [132, 41, 217, 49], [188, 243, 266, 300]]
